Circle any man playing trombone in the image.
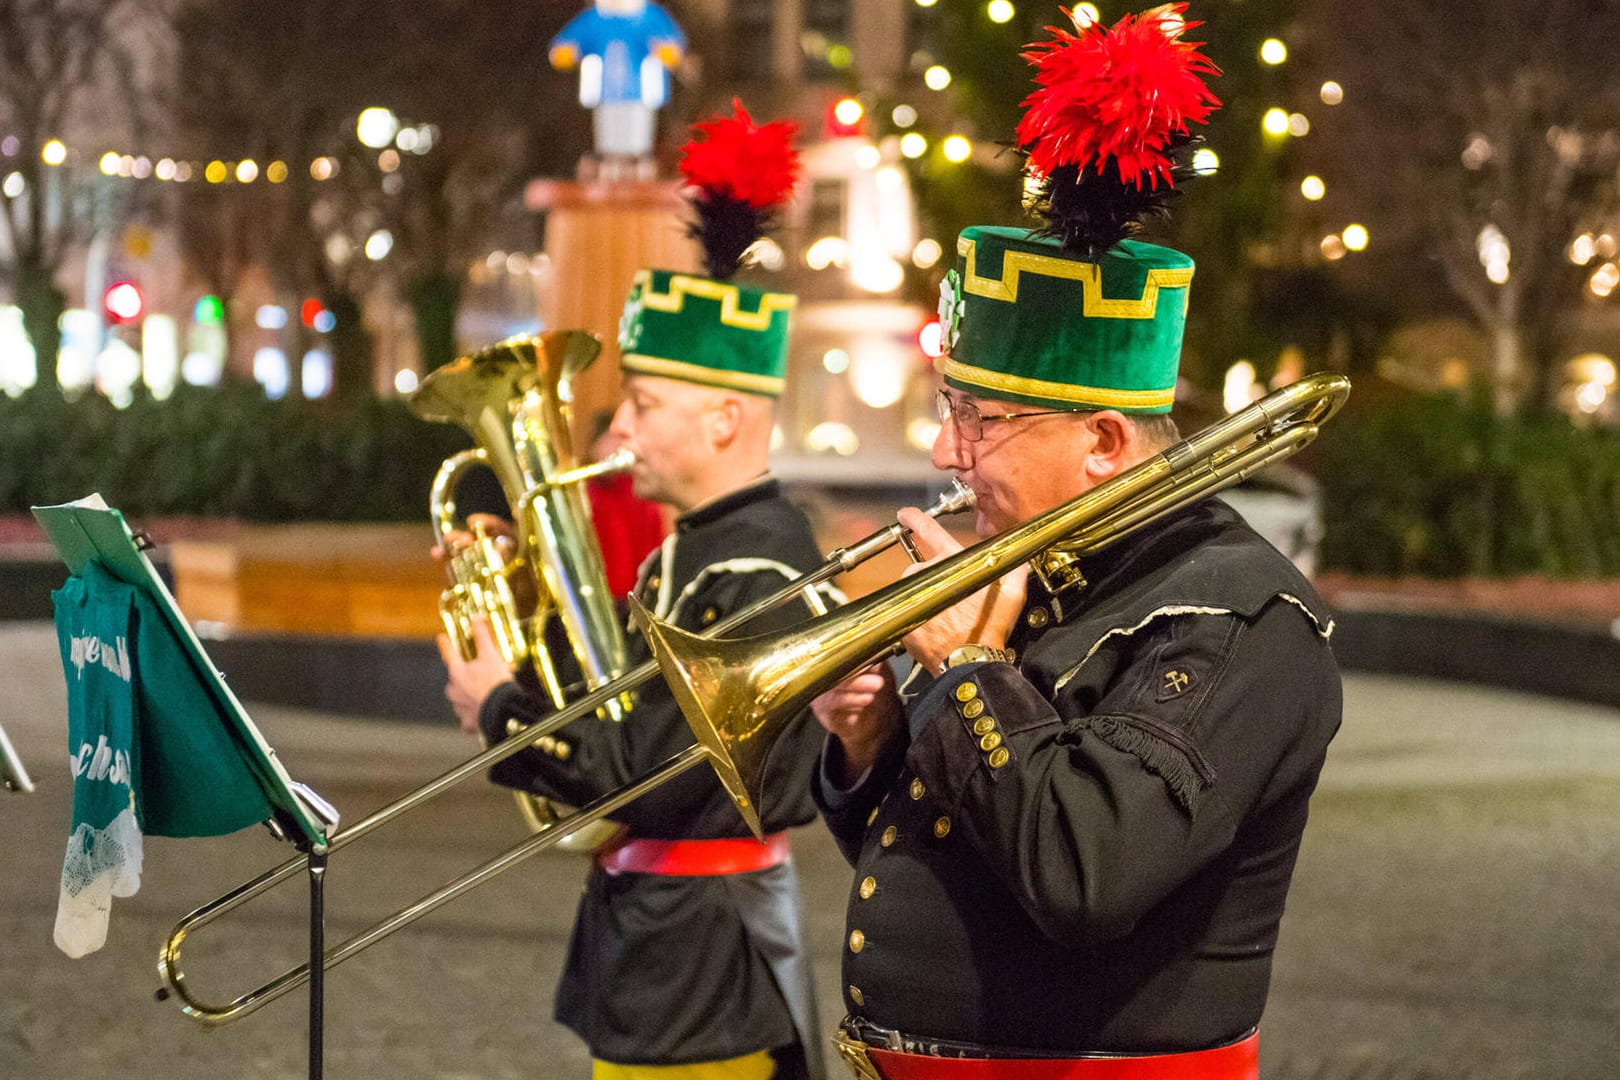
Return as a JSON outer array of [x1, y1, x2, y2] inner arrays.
[[811, 8, 1342, 1077]]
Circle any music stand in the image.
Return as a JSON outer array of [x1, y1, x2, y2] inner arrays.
[[34, 495, 340, 1080]]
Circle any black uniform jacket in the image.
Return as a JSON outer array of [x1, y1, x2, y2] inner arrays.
[[480, 476, 831, 1068], [816, 497, 1342, 1056]]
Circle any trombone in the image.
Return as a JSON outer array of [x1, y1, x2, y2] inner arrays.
[[156, 372, 1348, 1026], [155, 478, 977, 1024], [635, 373, 1352, 828]]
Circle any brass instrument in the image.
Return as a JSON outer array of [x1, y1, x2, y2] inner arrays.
[[409, 331, 633, 846], [155, 479, 975, 1025], [155, 373, 1346, 1025]]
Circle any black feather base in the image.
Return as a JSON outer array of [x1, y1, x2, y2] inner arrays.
[[685, 194, 776, 282], [1023, 133, 1203, 259]]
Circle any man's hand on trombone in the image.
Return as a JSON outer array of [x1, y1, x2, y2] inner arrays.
[[811, 505, 1027, 787], [893, 505, 1028, 676]]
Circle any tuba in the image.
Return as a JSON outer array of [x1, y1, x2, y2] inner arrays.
[[408, 330, 633, 850]]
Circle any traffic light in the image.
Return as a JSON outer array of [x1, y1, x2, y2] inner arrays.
[[103, 281, 145, 325], [827, 96, 866, 138]]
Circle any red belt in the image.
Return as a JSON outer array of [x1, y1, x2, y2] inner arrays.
[[594, 832, 792, 876], [844, 1032, 1258, 1080]]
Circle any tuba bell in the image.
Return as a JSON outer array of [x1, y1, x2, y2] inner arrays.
[[408, 330, 633, 850]]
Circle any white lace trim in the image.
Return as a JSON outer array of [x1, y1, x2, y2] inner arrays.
[[667, 558, 840, 626], [1054, 605, 1235, 694], [55, 805, 143, 958], [1278, 592, 1335, 639]]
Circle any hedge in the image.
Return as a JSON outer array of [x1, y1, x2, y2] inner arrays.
[[0, 383, 473, 521], [1316, 393, 1620, 578]]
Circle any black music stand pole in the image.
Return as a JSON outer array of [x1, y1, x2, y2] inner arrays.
[[307, 847, 328, 1080]]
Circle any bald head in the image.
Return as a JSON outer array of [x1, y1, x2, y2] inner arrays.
[[608, 373, 776, 511]]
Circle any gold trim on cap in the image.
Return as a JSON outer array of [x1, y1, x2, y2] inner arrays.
[[636, 270, 798, 331], [935, 356, 1176, 410], [957, 236, 1193, 319], [620, 352, 787, 396]]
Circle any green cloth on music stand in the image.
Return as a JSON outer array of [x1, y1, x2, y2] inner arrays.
[[36, 496, 334, 957]]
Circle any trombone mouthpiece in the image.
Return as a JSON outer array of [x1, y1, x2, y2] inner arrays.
[[930, 479, 976, 518]]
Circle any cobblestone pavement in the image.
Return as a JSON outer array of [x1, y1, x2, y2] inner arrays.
[[2, 622, 1617, 1080]]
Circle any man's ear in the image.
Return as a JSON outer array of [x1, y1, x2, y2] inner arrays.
[[707, 393, 744, 447], [1080, 410, 1139, 483]]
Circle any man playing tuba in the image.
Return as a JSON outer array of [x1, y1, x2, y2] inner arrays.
[[439, 103, 828, 1080], [812, 8, 1342, 1078]]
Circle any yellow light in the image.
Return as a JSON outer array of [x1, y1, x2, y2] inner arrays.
[[99, 152, 121, 176], [915, 0, 939, 7], [1259, 38, 1287, 65], [828, 44, 853, 68], [155, 158, 176, 181], [1300, 175, 1326, 201], [1320, 81, 1344, 106], [987, 1, 1015, 24], [912, 238, 944, 269], [907, 418, 943, 451], [267, 161, 288, 184], [235, 159, 259, 183], [942, 135, 972, 163], [1342, 224, 1369, 251], [1191, 148, 1220, 176], [1321, 235, 1347, 261], [900, 132, 928, 159], [41, 140, 67, 166], [1262, 108, 1290, 136], [806, 236, 850, 271], [823, 348, 850, 374], [834, 97, 864, 126], [805, 421, 859, 456], [924, 65, 952, 91], [1071, 3, 1100, 28], [205, 160, 228, 184]]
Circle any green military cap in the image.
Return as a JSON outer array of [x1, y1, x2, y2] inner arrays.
[[935, 225, 1193, 415], [617, 268, 796, 398]]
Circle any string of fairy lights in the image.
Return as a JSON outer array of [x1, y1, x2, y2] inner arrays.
[[0, 107, 436, 196]]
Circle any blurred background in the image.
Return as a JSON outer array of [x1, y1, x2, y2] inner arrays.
[[0, 0, 1616, 572], [2, 2, 1619, 1077]]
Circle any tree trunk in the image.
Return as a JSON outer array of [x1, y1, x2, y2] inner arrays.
[[15, 260, 65, 387], [409, 271, 461, 374], [1487, 320, 1526, 419], [326, 293, 374, 404]]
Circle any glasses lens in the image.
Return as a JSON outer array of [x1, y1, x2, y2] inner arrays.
[[937, 389, 982, 441]]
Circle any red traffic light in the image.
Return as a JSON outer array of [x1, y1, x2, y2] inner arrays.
[[826, 97, 866, 138], [103, 281, 145, 324]]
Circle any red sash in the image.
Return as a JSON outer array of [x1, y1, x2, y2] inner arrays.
[[849, 1032, 1258, 1080], [594, 832, 791, 876]]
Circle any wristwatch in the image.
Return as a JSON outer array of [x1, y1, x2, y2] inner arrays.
[[940, 643, 1014, 674]]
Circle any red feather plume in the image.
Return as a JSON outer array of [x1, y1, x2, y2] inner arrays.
[[679, 98, 801, 210], [1017, 4, 1221, 190]]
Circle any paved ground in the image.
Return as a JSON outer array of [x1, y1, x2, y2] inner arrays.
[[2, 621, 1618, 1080]]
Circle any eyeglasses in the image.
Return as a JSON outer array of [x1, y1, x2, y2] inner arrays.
[[935, 388, 1083, 443]]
